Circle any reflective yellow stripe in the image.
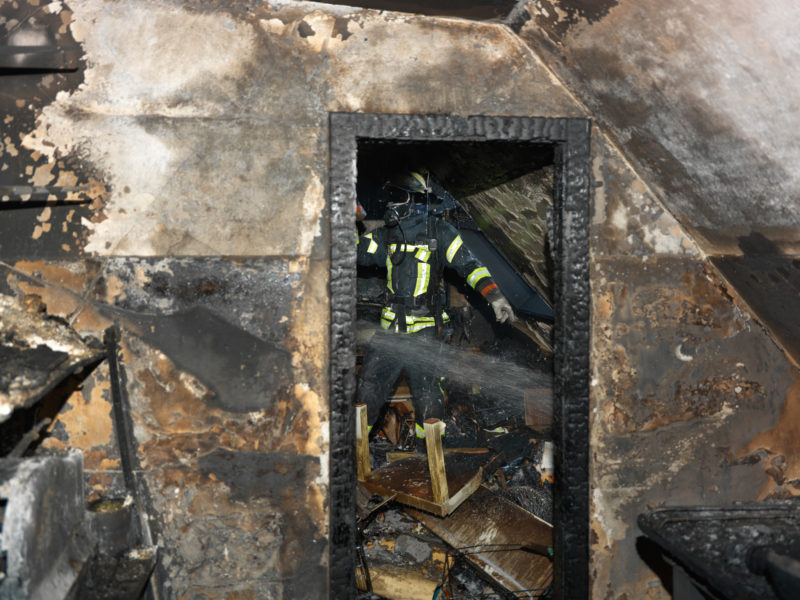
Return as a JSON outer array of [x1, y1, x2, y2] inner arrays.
[[380, 307, 449, 333], [415, 422, 446, 438], [386, 256, 394, 293], [413, 263, 430, 297], [467, 267, 490, 289], [415, 247, 431, 262], [390, 243, 429, 255], [446, 236, 463, 263], [364, 233, 378, 254]]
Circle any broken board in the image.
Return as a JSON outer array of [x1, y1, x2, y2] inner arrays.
[[360, 451, 502, 517], [355, 529, 452, 600], [406, 485, 553, 598]]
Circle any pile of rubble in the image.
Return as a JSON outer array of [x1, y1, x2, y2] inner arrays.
[[355, 387, 554, 600]]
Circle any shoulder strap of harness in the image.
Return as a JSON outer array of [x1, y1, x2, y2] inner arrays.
[[426, 216, 445, 338]]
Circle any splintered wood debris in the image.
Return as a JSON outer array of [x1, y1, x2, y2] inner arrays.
[[359, 447, 504, 517], [407, 485, 553, 598], [356, 428, 554, 599], [0, 293, 104, 422]]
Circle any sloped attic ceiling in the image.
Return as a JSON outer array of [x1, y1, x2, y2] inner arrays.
[[513, 0, 800, 364]]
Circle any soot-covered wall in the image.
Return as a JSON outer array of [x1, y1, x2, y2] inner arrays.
[[1, 1, 798, 598]]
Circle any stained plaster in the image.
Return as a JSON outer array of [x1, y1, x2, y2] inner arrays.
[[590, 256, 800, 597], [519, 0, 800, 245], [20, 0, 329, 258], [501, 4, 800, 595], [515, 0, 800, 370]]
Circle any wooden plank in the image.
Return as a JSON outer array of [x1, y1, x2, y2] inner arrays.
[[407, 485, 553, 598], [360, 452, 502, 517], [424, 419, 448, 505], [356, 404, 371, 480], [355, 564, 439, 600]]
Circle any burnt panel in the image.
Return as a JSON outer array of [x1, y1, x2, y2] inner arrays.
[[121, 307, 292, 414], [591, 253, 800, 596], [198, 449, 319, 502], [0, 293, 104, 423], [193, 450, 327, 599], [592, 256, 778, 432]]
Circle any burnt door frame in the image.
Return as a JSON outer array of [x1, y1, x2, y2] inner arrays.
[[329, 113, 592, 599]]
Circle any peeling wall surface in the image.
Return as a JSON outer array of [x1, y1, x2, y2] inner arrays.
[[1, 0, 799, 598]]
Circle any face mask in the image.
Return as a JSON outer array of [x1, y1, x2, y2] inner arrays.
[[383, 188, 411, 227]]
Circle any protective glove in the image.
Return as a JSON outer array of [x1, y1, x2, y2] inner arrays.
[[490, 294, 516, 324]]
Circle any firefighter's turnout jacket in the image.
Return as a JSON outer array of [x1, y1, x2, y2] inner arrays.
[[357, 211, 502, 334]]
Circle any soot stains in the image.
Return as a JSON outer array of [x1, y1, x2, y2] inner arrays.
[[297, 20, 315, 38], [126, 307, 293, 413], [532, 0, 618, 42], [197, 448, 327, 597], [332, 16, 353, 40], [198, 449, 316, 502]]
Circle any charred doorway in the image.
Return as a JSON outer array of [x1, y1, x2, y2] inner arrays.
[[330, 114, 591, 599]]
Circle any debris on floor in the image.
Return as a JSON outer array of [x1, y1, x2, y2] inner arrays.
[[355, 508, 452, 600], [356, 387, 554, 599], [407, 485, 553, 598], [358, 435, 504, 517]]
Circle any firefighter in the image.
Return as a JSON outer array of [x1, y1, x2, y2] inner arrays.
[[357, 171, 515, 448]]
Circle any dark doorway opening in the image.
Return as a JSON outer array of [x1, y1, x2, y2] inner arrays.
[[330, 113, 591, 599]]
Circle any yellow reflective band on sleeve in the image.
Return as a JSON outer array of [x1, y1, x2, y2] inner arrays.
[[364, 233, 378, 254], [446, 236, 463, 263], [413, 263, 430, 297], [390, 243, 429, 256], [467, 267, 490, 289]]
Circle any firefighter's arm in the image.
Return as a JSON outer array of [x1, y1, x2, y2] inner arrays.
[[439, 222, 516, 323], [357, 228, 387, 267]]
